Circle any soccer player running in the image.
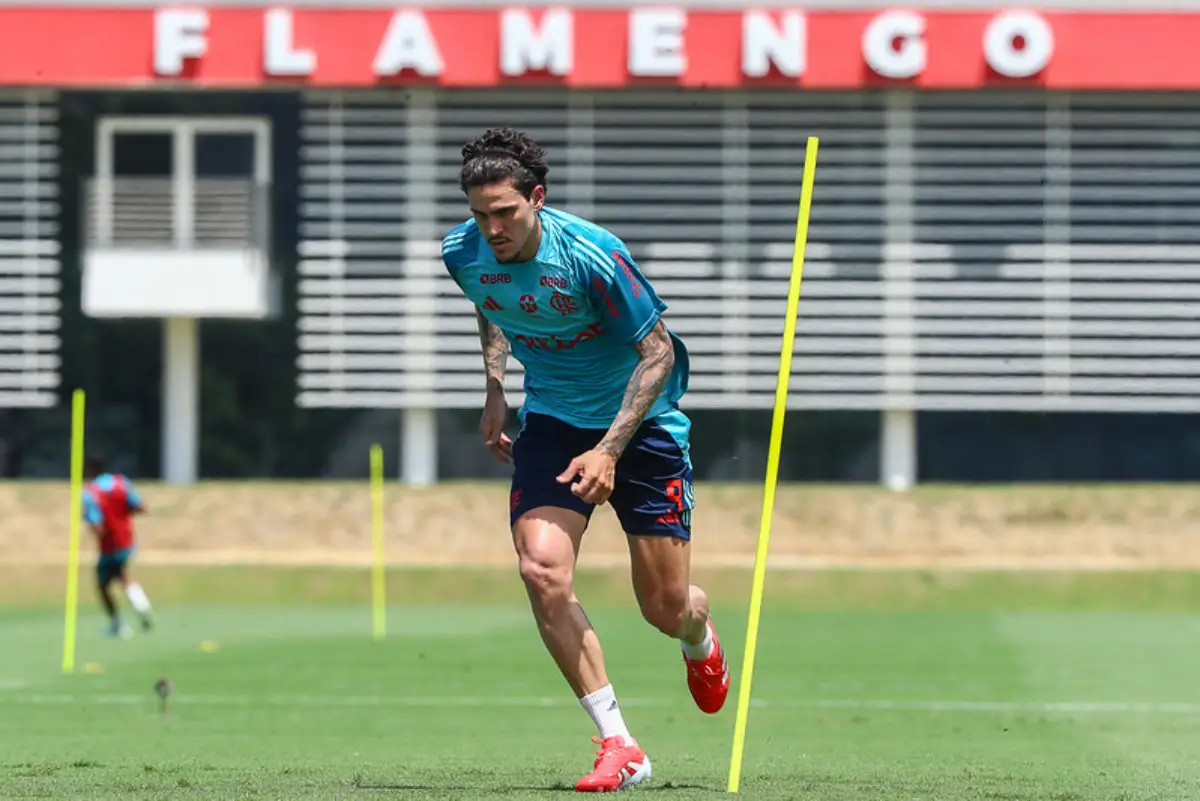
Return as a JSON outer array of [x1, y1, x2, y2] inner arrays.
[[82, 454, 154, 638], [442, 128, 730, 792]]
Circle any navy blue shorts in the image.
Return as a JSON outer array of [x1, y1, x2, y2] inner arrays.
[[509, 411, 696, 539], [96, 547, 133, 584]]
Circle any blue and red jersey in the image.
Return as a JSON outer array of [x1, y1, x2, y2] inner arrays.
[[441, 206, 691, 434], [82, 473, 143, 554]]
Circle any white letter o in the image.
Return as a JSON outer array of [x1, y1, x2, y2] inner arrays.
[[984, 11, 1054, 78]]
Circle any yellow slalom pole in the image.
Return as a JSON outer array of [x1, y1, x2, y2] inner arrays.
[[62, 388, 86, 674], [370, 443, 386, 641], [727, 136, 820, 794]]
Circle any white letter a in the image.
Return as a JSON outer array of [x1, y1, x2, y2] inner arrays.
[[374, 11, 444, 77]]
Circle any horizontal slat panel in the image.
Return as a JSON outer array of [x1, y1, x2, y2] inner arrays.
[[297, 334, 1200, 359], [0, 371, 58, 387], [0, 354, 59, 369], [0, 390, 54, 407], [297, 353, 1200, 379], [295, 388, 1200, 415], [0, 91, 60, 407], [298, 89, 1200, 413]]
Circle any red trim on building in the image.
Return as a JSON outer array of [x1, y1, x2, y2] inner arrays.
[[0, 7, 1194, 89]]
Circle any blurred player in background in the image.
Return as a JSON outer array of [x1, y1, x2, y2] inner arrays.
[[83, 453, 154, 638], [441, 128, 730, 793]]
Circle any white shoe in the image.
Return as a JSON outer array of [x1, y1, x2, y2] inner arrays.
[[102, 623, 133, 639]]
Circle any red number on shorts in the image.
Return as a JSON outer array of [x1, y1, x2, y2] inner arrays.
[[665, 478, 684, 511]]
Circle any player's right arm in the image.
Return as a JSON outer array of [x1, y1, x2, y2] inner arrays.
[[475, 308, 513, 462], [443, 220, 513, 462], [82, 490, 105, 540], [476, 307, 510, 394]]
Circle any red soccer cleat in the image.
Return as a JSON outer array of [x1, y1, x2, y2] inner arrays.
[[574, 736, 652, 793], [684, 617, 730, 714]]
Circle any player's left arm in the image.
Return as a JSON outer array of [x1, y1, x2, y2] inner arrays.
[[125, 480, 147, 515], [560, 240, 674, 504], [598, 320, 674, 459], [584, 239, 673, 459]]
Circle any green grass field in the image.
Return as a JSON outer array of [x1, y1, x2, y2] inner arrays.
[[3, 566, 1200, 800]]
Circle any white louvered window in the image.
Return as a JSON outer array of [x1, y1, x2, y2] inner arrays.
[[1062, 95, 1200, 411], [909, 92, 1200, 412], [297, 91, 420, 407], [297, 89, 1200, 415], [741, 92, 887, 409], [908, 92, 1055, 409], [0, 91, 59, 408]]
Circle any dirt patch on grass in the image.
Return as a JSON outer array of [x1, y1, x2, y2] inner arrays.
[[7, 481, 1200, 569]]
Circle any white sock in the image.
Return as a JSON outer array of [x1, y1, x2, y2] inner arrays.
[[579, 685, 632, 743], [681, 622, 714, 661], [125, 583, 152, 615]]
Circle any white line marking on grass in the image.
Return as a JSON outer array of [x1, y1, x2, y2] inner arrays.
[[5, 693, 1200, 715]]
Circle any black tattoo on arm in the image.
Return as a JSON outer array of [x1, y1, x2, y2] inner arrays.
[[476, 307, 510, 391], [598, 320, 675, 459]]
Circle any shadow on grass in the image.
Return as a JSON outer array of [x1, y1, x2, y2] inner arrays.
[[353, 780, 710, 793]]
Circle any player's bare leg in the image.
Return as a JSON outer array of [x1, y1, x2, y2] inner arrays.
[[627, 534, 730, 714], [118, 572, 154, 631], [96, 575, 130, 639], [97, 575, 118, 622], [513, 506, 607, 695], [513, 506, 651, 792]]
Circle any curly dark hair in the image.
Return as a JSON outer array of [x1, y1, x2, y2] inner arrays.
[[459, 127, 549, 198]]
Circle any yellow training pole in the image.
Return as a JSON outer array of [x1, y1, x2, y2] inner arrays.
[[62, 388, 86, 674], [727, 136, 820, 793], [370, 444, 386, 641]]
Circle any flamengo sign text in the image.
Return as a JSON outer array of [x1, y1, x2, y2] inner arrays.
[[0, 7, 1191, 89], [154, 7, 1055, 81]]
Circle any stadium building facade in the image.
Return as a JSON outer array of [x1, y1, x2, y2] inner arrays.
[[0, 0, 1198, 485]]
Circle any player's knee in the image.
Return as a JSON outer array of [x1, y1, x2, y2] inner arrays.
[[638, 585, 689, 637], [518, 552, 571, 608]]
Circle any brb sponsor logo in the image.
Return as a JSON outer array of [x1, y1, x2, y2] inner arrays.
[[481, 273, 511, 284], [515, 322, 606, 351], [540, 275, 568, 289]]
